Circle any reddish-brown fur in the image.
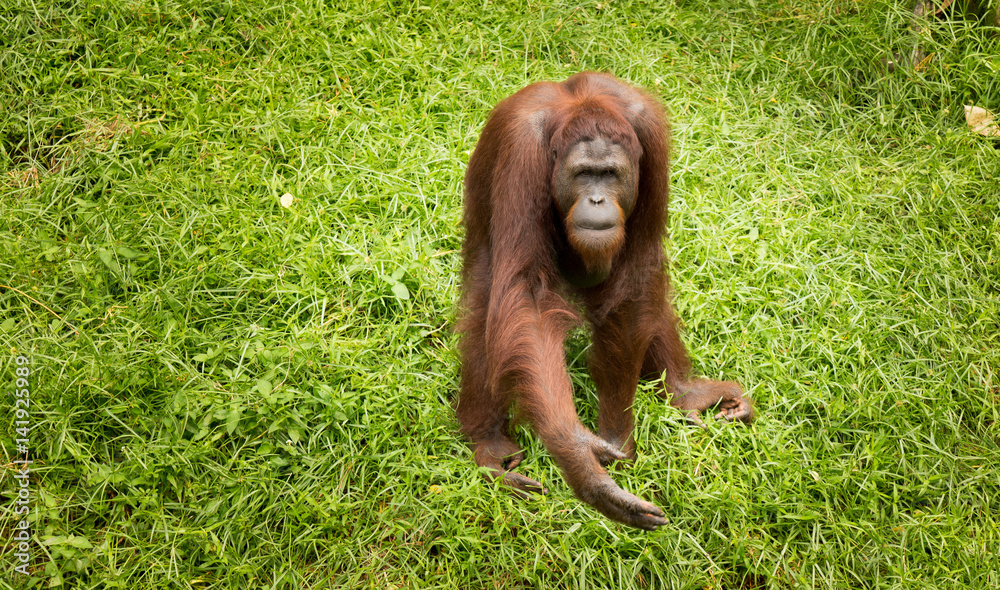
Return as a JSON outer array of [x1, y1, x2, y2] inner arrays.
[[456, 73, 752, 530]]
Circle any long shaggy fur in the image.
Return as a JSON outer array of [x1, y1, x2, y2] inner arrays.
[[454, 73, 750, 530]]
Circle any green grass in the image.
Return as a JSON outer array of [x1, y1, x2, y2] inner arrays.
[[1, 0, 999, 587]]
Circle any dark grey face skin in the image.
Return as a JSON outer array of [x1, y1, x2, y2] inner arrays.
[[554, 138, 638, 287], [555, 138, 637, 237]]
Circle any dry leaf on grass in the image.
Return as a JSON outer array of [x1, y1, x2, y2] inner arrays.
[[964, 105, 1000, 137]]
